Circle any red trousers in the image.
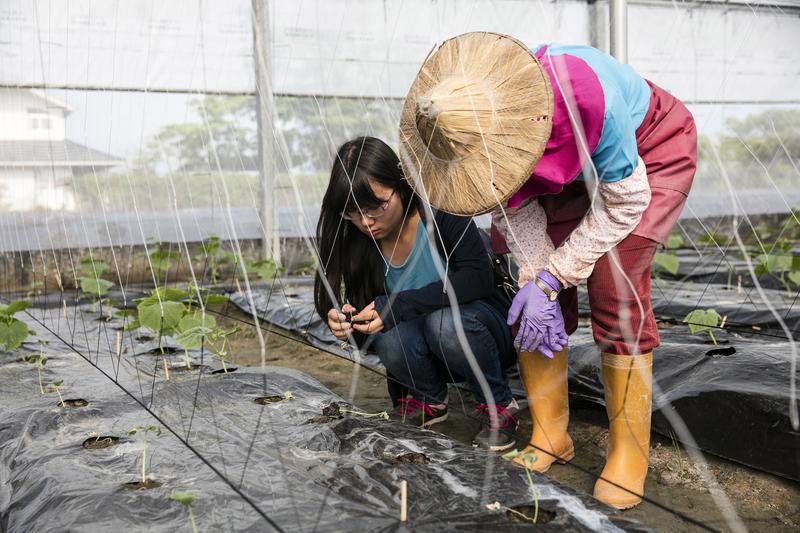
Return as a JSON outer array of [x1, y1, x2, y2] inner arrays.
[[494, 81, 697, 355]]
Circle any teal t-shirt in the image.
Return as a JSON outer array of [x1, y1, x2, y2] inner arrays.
[[383, 221, 441, 293]]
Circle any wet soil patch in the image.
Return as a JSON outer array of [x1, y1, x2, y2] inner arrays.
[[307, 402, 343, 423], [124, 480, 163, 490], [82, 436, 121, 449], [59, 398, 89, 408], [505, 505, 557, 524], [391, 452, 431, 465]]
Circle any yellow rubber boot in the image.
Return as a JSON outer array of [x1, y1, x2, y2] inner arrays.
[[594, 352, 653, 510], [512, 347, 574, 473]]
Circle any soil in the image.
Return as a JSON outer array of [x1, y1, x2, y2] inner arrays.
[[306, 402, 344, 423], [391, 452, 431, 465], [216, 306, 800, 533], [59, 398, 89, 408], [82, 436, 121, 449], [254, 395, 289, 405], [124, 480, 163, 490], [505, 505, 557, 524]]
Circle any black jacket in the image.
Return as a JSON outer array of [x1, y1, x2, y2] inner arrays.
[[373, 210, 510, 331]]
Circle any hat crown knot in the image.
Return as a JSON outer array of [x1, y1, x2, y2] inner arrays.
[[413, 76, 495, 161]]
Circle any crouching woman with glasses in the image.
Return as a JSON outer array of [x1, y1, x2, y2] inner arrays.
[[313, 136, 520, 451]]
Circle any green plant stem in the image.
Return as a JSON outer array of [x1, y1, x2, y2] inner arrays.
[[36, 366, 44, 394], [187, 505, 198, 533], [523, 466, 539, 523], [221, 357, 228, 374], [708, 330, 718, 346], [183, 349, 192, 369]]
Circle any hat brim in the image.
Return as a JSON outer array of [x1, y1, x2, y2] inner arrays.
[[399, 32, 553, 216]]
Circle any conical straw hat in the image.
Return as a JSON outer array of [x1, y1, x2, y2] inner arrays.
[[399, 32, 553, 215]]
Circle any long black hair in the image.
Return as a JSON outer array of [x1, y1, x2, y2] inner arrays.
[[314, 137, 418, 319]]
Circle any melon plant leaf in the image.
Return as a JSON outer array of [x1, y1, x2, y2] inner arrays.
[[788, 271, 800, 287], [80, 257, 108, 277], [1, 300, 32, 316], [683, 309, 722, 335], [175, 326, 215, 350], [666, 234, 684, 249], [137, 300, 185, 335], [203, 294, 229, 305], [653, 252, 680, 276], [80, 277, 114, 296], [0, 319, 29, 351]]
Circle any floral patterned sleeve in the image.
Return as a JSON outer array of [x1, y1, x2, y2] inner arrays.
[[491, 198, 555, 286], [547, 157, 651, 287]]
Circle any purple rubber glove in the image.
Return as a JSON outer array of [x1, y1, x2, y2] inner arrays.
[[507, 271, 568, 358]]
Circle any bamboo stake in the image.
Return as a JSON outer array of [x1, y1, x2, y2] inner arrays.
[[400, 480, 408, 522]]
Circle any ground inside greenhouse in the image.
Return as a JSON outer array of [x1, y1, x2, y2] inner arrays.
[[216, 306, 800, 533]]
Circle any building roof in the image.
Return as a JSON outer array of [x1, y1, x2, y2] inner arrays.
[[0, 140, 123, 167], [27, 89, 73, 114]]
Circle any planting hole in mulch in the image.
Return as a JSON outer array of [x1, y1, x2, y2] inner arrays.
[[142, 346, 181, 355], [59, 398, 89, 408], [124, 480, 163, 490], [505, 505, 556, 524], [255, 395, 288, 405], [306, 402, 343, 423], [167, 364, 208, 373], [391, 452, 431, 465], [82, 436, 121, 449], [211, 367, 238, 374], [706, 346, 736, 358]]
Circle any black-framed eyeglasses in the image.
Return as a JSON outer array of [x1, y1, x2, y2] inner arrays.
[[340, 190, 396, 221]]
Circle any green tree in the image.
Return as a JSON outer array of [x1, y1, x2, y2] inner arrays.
[[718, 109, 800, 187], [137, 95, 399, 175], [137, 96, 257, 174]]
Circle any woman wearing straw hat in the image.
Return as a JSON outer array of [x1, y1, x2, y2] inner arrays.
[[399, 33, 696, 509]]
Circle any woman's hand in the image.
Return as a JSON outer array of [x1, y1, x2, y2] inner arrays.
[[327, 303, 356, 340], [507, 272, 567, 358], [350, 301, 384, 335]]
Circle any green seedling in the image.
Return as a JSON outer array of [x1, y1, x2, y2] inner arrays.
[[168, 492, 199, 533], [194, 234, 236, 284], [0, 300, 33, 354], [174, 310, 217, 369], [128, 424, 162, 484], [24, 353, 47, 394], [669, 431, 684, 475], [502, 449, 540, 523], [137, 241, 180, 284], [754, 241, 800, 296], [77, 256, 115, 312], [246, 259, 283, 281], [683, 309, 723, 345], [50, 379, 66, 407], [652, 234, 684, 278], [207, 326, 240, 373]]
